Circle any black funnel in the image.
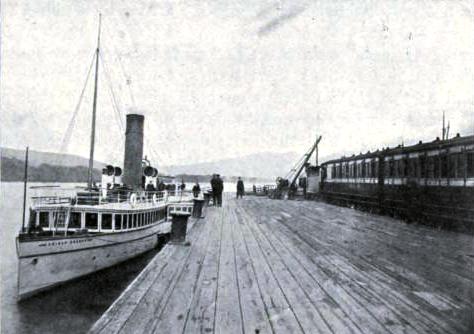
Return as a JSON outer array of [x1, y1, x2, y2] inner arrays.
[[123, 114, 144, 189]]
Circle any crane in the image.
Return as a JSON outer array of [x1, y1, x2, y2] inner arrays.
[[273, 136, 322, 199]]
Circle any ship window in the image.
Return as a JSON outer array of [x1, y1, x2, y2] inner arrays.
[[29, 210, 37, 227], [115, 215, 122, 230], [39, 212, 49, 228], [102, 214, 112, 230], [85, 213, 98, 229], [69, 212, 81, 229], [467, 152, 474, 177], [123, 215, 128, 229]]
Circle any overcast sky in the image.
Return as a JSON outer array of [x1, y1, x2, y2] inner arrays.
[[1, 0, 473, 166]]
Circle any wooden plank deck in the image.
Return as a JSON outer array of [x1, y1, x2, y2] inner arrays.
[[89, 195, 474, 334]]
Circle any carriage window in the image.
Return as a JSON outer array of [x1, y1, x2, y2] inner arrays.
[[448, 155, 457, 178], [455, 153, 464, 178], [85, 213, 98, 229], [102, 214, 112, 230], [39, 212, 49, 228], [115, 215, 122, 230], [133, 214, 137, 228], [397, 159, 405, 177], [433, 156, 440, 178], [408, 158, 417, 178], [427, 156, 436, 178], [420, 155, 426, 178], [440, 155, 448, 178], [467, 152, 474, 177], [388, 159, 395, 177], [69, 212, 81, 228]]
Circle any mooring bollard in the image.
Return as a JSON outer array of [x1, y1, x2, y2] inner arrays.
[[192, 198, 205, 218], [170, 211, 191, 244], [203, 192, 211, 206]]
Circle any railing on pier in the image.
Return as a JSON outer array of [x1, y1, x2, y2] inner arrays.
[[248, 184, 277, 196]]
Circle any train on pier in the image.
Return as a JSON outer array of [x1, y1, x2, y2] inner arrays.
[[305, 134, 474, 231]]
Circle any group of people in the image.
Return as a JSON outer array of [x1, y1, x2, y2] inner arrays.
[[209, 175, 245, 206], [141, 174, 246, 207]]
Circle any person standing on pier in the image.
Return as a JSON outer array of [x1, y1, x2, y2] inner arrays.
[[216, 174, 224, 207], [192, 181, 201, 198], [236, 177, 244, 199]]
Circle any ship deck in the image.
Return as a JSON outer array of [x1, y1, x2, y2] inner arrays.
[[89, 195, 474, 334]]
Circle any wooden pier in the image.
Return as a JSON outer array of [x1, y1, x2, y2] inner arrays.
[[90, 195, 473, 334]]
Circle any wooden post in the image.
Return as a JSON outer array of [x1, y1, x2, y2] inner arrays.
[[192, 198, 205, 218], [170, 211, 191, 244]]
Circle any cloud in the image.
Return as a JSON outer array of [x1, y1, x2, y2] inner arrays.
[[257, 4, 306, 37]]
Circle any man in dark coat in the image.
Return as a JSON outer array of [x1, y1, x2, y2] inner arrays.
[[216, 174, 224, 207], [192, 182, 201, 198], [210, 174, 218, 206], [236, 177, 244, 199], [157, 180, 166, 191]]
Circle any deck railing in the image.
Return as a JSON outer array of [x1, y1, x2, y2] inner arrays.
[[31, 188, 197, 207]]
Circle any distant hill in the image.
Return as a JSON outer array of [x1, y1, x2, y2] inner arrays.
[[1, 156, 102, 182], [1, 147, 106, 168], [1, 147, 302, 182], [161, 151, 300, 180]]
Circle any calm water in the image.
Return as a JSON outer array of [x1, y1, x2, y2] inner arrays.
[[0, 183, 162, 334]]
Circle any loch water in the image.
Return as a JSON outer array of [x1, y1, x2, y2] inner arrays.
[[0, 183, 161, 334]]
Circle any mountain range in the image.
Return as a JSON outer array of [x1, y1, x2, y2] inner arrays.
[[1, 147, 300, 181]]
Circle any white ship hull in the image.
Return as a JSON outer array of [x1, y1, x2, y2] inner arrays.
[[16, 221, 170, 300]]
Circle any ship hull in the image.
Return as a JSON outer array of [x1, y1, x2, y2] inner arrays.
[[16, 221, 170, 301]]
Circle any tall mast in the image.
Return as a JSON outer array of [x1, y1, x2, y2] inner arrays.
[[21, 147, 29, 232], [442, 111, 445, 140], [87, 14, 102, 189]]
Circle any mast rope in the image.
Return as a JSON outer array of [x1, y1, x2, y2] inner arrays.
[[57, 52, 96, 160], [99, 52, 125, 163], [102, 17, 162, 167]]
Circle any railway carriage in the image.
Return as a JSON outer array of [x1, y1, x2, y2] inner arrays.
[[319, 134, 474, 231]]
